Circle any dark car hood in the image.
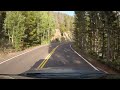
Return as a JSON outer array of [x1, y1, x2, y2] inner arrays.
[[21, 67, 106, 79], [0, 67, 117, 79], [24, 67, 103, 74]]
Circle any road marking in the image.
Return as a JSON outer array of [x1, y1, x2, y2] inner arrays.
[[70, 44, 99, 71], [37, 45, 59, 69], [5, 76, 15, 79], [1, 75, 15, 79], [97, 67, 108, 74], [0, 44, 50, 65]]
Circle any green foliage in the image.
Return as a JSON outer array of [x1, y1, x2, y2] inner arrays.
[[53, 12, 74, 35], [0, 11, 74, 52], [74, 11, 120, 71], [2, 11, 61, 50], [4, 11, 25, 51]]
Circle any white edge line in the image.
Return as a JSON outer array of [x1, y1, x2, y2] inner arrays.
[[97, 67, 108, 74], [0, 44, 49, 65], [5, 76, 15, 79], [70, 44, 99, 71]]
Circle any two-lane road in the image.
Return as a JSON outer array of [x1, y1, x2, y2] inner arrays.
[[0, 42, 100, 74]]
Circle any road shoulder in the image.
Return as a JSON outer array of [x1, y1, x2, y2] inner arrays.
[[0, 44, 51, 63], [71, 44, 118, 74]]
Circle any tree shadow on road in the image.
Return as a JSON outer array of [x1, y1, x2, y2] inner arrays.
[[22, 41, 82, 74], [21, 41, 62, 74]]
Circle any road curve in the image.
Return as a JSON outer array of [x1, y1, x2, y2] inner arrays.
[[0, 42, 99, 74]]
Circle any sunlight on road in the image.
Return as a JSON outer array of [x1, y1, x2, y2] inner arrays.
[[73, 60, 81, 64], [66, 55, 70, 57]]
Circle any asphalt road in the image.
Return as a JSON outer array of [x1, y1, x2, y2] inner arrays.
[[0, 42, 100, 74]]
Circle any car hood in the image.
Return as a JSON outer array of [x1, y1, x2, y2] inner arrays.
[[0, 67, 117, 79], [24, 67, 103, 74], [20, 67, 106, 79]]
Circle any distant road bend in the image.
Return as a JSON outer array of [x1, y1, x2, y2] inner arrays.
[[0, 42, 100, 74]]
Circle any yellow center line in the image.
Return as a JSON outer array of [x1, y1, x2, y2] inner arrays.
[[38, 48, 56, 68], [37, 52, 52, 68], [40, 47, 57, 68], [37, 45, 59, 70]]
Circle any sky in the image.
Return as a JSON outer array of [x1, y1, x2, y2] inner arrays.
[[54, 11, 75, 16]]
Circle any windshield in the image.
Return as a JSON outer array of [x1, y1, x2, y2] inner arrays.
[[0, 11, 119, 79]]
